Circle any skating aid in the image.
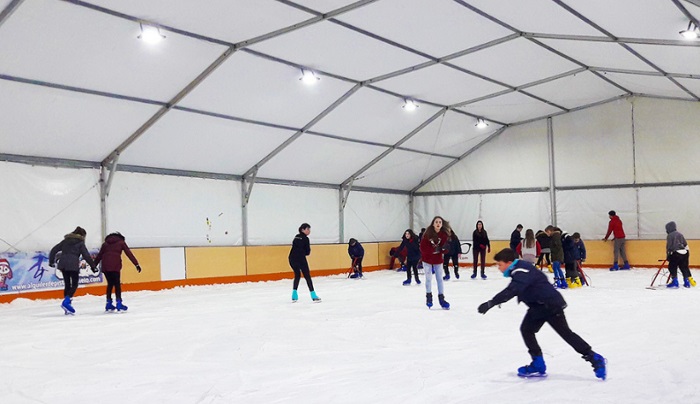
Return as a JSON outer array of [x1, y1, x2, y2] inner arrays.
[[647, 259, 671, 290]]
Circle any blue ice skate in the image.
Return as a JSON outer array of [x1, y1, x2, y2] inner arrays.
[[61, 297, 75, 315], [105, 299, 116, 312], [415, 278, 421, 285], [683, 278, 691, 288], [426, 292, 433, 309], [471, 272, 477, 279], [443, 273, 450, 281], [402, 279, 411, 286], [621, 261, 631, 270], [116, 299, 128, 312], [292, 289, 299, 302], [609, 263, 619, 271], [438, 294, 450, 310], [583, 352, 607, 380], [667, 278, 679, 288], [481, 273, 487, 280], [517, 356, 547, 378], [310, 291, 321, 302]]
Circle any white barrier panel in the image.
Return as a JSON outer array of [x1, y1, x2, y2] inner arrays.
[[480, 192, 552, 240], [639, 186, 700, 239], [552, 99, 634, 186], [160, 247, 186, 281], [343, 191, 409, 242], [556, 188, 638, 240], [0, 162, 101, 252], [108, 172, 242, 247], [247, 184, 339, 245]]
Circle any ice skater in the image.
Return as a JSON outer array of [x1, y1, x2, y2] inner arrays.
[[665, 221, 696, 288], [419, 216, 450, 309], [49, 226, 97, 315], [347, 238, 364, 279], [94, 232, 142, 312], [442, 229, 462, 280], [398, 229, 421, 286], [472, 220, 490, 279], [603, 210, 630, 270], [477, 248, 606, 380], [289, 223, 320, 302]]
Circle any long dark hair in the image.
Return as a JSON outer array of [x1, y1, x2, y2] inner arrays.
[[524, 229, 535, 248], [424, 216, 450, 240], [475, 220, 485, 234], [403, 229, 417, 240]]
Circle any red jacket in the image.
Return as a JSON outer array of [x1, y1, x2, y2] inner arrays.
[[605, 216, 626, 240], [94, 234, 139, 272], [419, 231, 449, 265]]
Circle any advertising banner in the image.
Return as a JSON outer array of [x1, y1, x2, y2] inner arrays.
[[0, 251, 102, 294]]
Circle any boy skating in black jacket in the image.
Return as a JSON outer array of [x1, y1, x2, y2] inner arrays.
[[477, 248, 606, 380]]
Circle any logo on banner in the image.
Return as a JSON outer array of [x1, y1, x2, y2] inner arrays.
[[0, 251, 102, 294]]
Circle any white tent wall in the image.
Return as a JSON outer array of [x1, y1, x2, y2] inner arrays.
[[417, 96, 700, 239], [413, 194, 482, 239], [246, 183, 339, 245], [556, 188, 638, 240], [107, 172, 242, 248], [0, 162, 101, 252], [342, 191, 409, 243], [418, 119, 550, 192]]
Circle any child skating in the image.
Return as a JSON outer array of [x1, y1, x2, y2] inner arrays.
[[398, 229, 421, 285], [477, 248, 606, 380], [419, 216, 451, 309], [289, 223, 320, 302], [665, 221, 696, 288], [94, 232, 141, 312], [48, 226, 97, 315]]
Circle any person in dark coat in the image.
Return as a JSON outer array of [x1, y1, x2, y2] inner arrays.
[[561, 230, 581, 288], [347, 238, 365, 279], [545, 226, 566, 289], [472, 220, 490, 279], [94, 232, 141, 312], [289, 223, 320, 302], [665, 221, 695, 288], [398, 229, 421, 285], [477, 248, 606, 380], [510, 224, 523, 250], [535, 230, 551, 269], [49, 226, 97, 315], [442, 229, 463, 280]]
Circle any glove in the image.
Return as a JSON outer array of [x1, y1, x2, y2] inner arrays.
[[478, 300, 494, 314], [487, 247, 491, 253], [479, 244, 486, 250], [49, 262, 56, 268], [92, 266, 99, 274], [136, 264, 142, 273]]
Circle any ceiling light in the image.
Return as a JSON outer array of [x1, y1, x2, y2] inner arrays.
[[138, 24, 166, 44], [300, 70, 320, 85], [403, 99, 418, 112], [475, 118, 489, 129], [679, 21, 699, 40]]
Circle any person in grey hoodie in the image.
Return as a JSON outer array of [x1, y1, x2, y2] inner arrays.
[[49, 226, 97, 314], [665, 221, 695, 289]]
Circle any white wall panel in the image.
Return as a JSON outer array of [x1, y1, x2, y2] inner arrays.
[[556, 188, 638, 240], [419, 120, 549, 192], [413, 194, 483, 242], [553, 99, 634, 186], [480, 193, 552, 240], [247, 184, 338, 245], [0, 162, 101, 252], [160, 247, 186, 281], [638, 186, 700, 240], [633, 98, 700, 183], [343, 192, 409, 242], [108, 172, 242, 247]]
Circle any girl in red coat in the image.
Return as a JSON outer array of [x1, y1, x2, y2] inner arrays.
[[94, 232, 141, 312], [420, 216, 451, 309]]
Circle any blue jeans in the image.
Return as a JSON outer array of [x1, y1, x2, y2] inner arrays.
[[423, 262, 445, 295]]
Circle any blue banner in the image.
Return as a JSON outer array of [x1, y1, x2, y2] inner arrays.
[[0, 251, 102, 294]]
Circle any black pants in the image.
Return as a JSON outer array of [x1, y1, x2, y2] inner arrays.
[[443, 253, 459, 276], [406, 258, 420, 281], [520, 305, 591, 358], [564, 261, 579, 278], [105, 271, 122, 301], [668, 251, 692, 279], [536, 253, 551, 267], [352, 256, 364, 275], [62, 270, 79, 298], [290, 259, 314, 292], [473, 249, 486, 274]]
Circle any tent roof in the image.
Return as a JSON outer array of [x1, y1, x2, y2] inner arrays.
[[1, 0, 699, 192]]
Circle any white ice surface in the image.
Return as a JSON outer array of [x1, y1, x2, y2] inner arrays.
[[1, 267, 698, 404]]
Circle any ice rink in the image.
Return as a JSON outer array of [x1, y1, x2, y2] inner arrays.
[[1, 266, 698, 404]]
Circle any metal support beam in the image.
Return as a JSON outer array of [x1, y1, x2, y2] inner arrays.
[[98, 155, 119, 240], [338, 180, 353, 243], [547, 117, 557, 226], [341, 108, 448, 188], [672, 0, 700, 30], [241, 168, 258, 246], [411, 126, 507, 193], [409, 193, 415, 230], [521, 32, 700, 47], [0, 0, 24, 28], [242, 83, 364, 178]]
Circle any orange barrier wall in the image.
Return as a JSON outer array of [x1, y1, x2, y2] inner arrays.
[[3, 239, 697, 304]]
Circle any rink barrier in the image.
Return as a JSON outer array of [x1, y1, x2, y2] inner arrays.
[[2, 239, 699, 304]]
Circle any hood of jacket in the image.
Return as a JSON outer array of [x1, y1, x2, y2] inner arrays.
[[105, 233, 125, 244], [665, 221, 677, 234], [64, 233, 85, 243]]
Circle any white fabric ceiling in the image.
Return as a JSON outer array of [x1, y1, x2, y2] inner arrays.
[[1, 0, 699, 191]]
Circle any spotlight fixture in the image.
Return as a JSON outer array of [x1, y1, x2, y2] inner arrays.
[[138, 23, 166, 44], [475, 118, 489, 129], [403, 99, 418, 112], [679, 21, 699, 40], [300, 69, 320, 85]]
